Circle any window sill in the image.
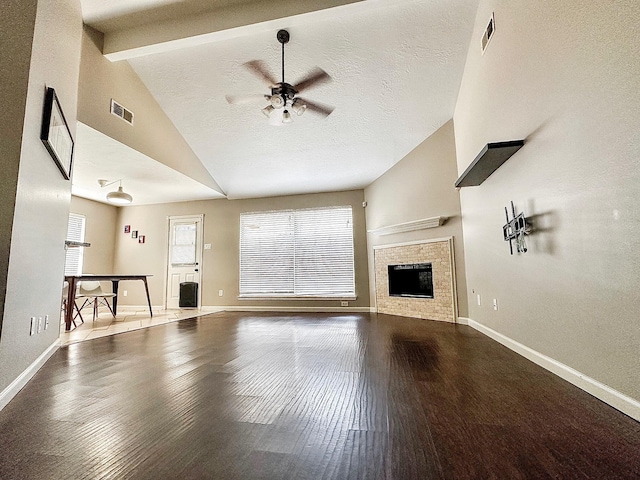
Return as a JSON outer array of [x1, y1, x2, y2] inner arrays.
[[238, 295, 357, 301]]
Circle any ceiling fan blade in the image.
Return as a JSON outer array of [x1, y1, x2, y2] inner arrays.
[[298, 98, 335, 117], [294, 68, 332, 93], [243, 60, 278, 87], [225, 94, 269, 105]]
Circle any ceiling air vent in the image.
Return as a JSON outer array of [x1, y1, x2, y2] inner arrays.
[[481, 13, 495, 54], [110, 99, 134, 125]]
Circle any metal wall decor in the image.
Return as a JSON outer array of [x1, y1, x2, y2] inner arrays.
[[503, 201, 530, 254]]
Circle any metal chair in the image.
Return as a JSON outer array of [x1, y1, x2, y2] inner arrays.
[[76, 281, 116, 322]]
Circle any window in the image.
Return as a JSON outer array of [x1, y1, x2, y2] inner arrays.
[[240, 206, 355, 298], [170, 223, 197, 266], [65, 213, 86, 275]]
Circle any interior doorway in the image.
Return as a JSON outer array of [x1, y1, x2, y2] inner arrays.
[[166, 215, 203, 309]]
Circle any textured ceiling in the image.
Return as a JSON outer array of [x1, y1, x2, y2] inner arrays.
[[79, 0, 479, 201], [82, 0, 254, 32], [72, 123, 224, 205]]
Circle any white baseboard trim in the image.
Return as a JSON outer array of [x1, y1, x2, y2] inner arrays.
[[465, 318, 640, 422], [112, 305, 165, 311], [0, 340, 60, 412], [208, 306, 372, 313], [456, 317, 470, 325]]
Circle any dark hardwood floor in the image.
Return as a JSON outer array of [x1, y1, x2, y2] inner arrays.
[[0, 312, 638, 479]]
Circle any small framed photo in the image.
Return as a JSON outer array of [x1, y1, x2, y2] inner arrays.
[[138, 235, 146, 244], [40, 87, 74, 180], [124, 225, 131, 233], [131, 230, 138, 239]]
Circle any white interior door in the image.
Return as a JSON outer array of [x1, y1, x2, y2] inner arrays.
[[166, 215, 203, 309]]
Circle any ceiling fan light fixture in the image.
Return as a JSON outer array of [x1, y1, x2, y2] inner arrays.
[[270, 95, 284, 108], [291, 100, 307, 116], [228, 30, 334, 125]]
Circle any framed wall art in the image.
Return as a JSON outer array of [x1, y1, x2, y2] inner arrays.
[[40, 87, 74, 180]]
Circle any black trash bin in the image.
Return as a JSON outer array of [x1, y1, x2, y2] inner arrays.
[[179, 282, 198, 308]]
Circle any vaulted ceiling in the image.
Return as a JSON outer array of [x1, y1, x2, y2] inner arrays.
[[76, 0, 479, 203]]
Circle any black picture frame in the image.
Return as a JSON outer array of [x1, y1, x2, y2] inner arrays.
[[132, 230, 138, 239], [40, 87, 74, 180]]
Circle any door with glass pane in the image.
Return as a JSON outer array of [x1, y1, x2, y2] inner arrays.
[[166, 215, 203, 309]]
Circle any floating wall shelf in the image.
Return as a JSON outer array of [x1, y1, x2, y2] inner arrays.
[[367, 216, 447, 236], [65, 241, 91, 248], [455, 140, 524, 188]]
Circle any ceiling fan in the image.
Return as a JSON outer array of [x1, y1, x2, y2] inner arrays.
[[226, 30, 334, 125]]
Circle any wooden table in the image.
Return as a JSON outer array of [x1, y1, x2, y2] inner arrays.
[[64, 274, 153, 331]]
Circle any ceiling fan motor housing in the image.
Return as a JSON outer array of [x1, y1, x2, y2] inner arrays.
[[270, 83, 297, 108]]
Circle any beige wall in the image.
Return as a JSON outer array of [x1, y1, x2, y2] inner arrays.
[[113, 190, 370, 309], [0, 0, 37, 339], [453, 1, 640, 401], [77, 26, 222, 193], [0, 0, 82, 394], [70, 196, 118, 274], [364, 120, 468, 316]]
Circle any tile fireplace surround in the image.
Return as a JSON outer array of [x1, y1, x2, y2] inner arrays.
[[374, 238, 457, 322]]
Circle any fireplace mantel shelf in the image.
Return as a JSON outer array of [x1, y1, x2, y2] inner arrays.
[[367, 216, 447, 236]]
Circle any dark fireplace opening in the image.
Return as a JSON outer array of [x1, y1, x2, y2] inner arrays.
[[388, 263, 434, 298]]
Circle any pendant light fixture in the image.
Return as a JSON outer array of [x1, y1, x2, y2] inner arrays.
[[98, 179, 133, 205]]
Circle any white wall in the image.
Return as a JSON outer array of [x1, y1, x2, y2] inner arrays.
[[453, 1, 640, 404], [0, 0, 82, 394]]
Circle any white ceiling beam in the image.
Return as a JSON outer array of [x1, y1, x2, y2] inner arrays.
[[103, 0, 367, 61]]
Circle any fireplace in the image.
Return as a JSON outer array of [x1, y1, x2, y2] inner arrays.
[[388, 263, 434, 298], [374, 238, 457, 323]]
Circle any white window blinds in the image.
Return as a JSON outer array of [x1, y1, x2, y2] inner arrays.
[[170, 223, 197, 266], [65, 213, 85, 276], [240, 206, 355, 297]]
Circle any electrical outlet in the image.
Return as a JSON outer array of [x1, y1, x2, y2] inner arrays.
[[493, 299, 498, 311], [218, 289, 223, 297], [123, 290, 128, 297], [341, 301, 349, 307], [477, 294, 481, 306], [37, 316, 43, 334], [30, 317, 36, 336], [204, 243, 212, 250], [44, 315, 49, 330]]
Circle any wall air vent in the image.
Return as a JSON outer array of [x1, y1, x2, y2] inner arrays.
[[110, 99, 134, 125], [481, 12, 495, 54]]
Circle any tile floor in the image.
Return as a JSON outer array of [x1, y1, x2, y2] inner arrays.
[[60, 305, 223, 346]]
